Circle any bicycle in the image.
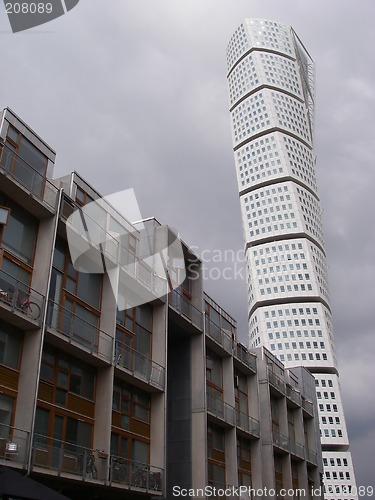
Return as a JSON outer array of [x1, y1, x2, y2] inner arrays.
[[2, 289, 40, 320], [86, 452, 98, 479]]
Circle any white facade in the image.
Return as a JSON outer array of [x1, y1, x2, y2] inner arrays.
[[227, 19, 357, 500]]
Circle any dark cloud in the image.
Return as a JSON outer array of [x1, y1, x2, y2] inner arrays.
[[1, 0, 374, 489]]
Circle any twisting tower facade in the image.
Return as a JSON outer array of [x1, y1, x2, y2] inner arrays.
[[227, 19, 357, 499]]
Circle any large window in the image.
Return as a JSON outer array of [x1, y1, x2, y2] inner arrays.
[[0, 394, 14, 438], [0, 126, 48, 197], [237, 437, 252, 488], [47, 237, 102, 348], [0, 323, 22, 370], [115, 304, 152, 375], [207, 423, 225, 488], [206, 351, 223, 415], [111, 379, 151, 464], [40, 346, 96, 402]]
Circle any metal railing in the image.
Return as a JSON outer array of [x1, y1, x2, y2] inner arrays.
[[109, 455, 163, 491], [207, 394, 235, 426], [115, 340, 165, 389], [32, 436, 107, 481], [233, 343, 257, 372], [235, 410, 260, 437], [0, 423, 30, 468], [305, 448, 318, 465], [169, 289, 203, 329], [286, 385, 301, 405], [301, 397, 314, 416], [0, 269, 44, 325], [0, 142, 59, 211], [272, 430, 290, 452], [267, 369, 286, 395], [289, 439, 305, 459], [46, 300, 113, 362], [205, 316, 233, 354]]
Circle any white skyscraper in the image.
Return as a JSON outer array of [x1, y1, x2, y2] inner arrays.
[[227, 19, 357, 499]]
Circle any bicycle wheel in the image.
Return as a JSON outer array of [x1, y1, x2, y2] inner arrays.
[[28, 302, 40, 320]]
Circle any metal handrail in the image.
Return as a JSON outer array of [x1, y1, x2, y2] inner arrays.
[[0, 268, 44, 325], [207, 394, 235, 425], [235, 409, 260, 437], [0, 142, 59, 211], [169, 288, 203, 329], [205, 316, 233, 354], [46, 300, 113, 362], [109, 455, 163, 491], [114, 339, 165, 389], [0, 422, 30, 468]]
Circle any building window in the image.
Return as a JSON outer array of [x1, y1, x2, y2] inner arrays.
[[207, 423, 225, 488], [0, 323, 22, 370], [0, 126, 48, 197]]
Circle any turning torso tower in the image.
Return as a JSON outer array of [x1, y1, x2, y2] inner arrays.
[[227, 19, 357, 499]]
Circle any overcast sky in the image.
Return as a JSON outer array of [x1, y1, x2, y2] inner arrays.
[[1, 0, 374, 490]]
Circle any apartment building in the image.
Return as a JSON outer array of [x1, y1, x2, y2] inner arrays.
[[0, 106, 323, 499], [226, 19, 357, 499]]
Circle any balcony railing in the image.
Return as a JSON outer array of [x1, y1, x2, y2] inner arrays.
[[32, 436, 107, 481], [0, 423, 30, 468], [235, 410, 260, 437], [31, 436, 164, 492], [115, 340, 165, 389], [301, 397, 314, 416], [46, 300, 113, 362], [0, 142, 59, 211], [0, 269, 44, 325], [305, 448, 318, 465], [233, 343, 257, 372], [272, 430, 290, 452], [286, 385, 301, 405], [109, 455, 163, 492], [169, 289, 203, 329], [205, 316, 233, 354], [207, 394, 235, 426], [289, 439, 305, 459], [268, 370, 286, 395]]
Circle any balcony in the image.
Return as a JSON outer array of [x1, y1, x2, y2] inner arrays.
[[0, 269, 44, 329], [169, 289, 203, 330], [286, 384, 301, 406], [288, 439, 305, 459], [46, 301, 113, 363], [31, 437, 164, 494], [109, 455, 163, 493], [0, 142, 59, 215], [235, 410, 260, 438], [272, 430, 290, 453], [32, 436, 107, 482], [0, 423, 30, 469], [301, 397, 314, 416], [207, 394, 235, 426], [115, 340, 165, 390], [233, 343, 257, 373], [205, 316, 233, 355], [305, 448, 318, 465], [268, 369, 286, 395]]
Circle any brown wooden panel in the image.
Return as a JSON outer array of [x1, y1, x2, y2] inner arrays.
[[67, 393, 95, 419], [37, 382, 54, 403], [112, 412, 121, 428], [0, 365, 19, 391], [34, 447, 49, 467], [211, 450, 225, 462], [130, 419, 150, 438]]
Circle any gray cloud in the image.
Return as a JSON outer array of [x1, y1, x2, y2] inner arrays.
[[1, 0, 374, 489]]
